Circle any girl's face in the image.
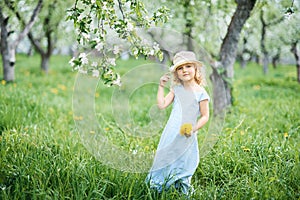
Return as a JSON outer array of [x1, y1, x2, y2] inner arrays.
[[176, 64, 196, 83]]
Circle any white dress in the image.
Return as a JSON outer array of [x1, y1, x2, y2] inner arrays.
[[146, 85, 210, 194]]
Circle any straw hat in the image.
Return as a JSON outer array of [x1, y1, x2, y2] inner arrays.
[[170, 51, 203, 72]]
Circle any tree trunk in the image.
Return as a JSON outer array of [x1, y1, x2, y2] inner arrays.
[[1, 0, 43, 82], [240, 59, 247, 69], [1, 47, 16, 81], [291, 42, 300, 83], [210, 64, 228, 115], [254, 53, 260, 64], [298, 64, 300, 84], [210, 0, 256, 115], [28, 31, 52, 73], [263, 53, 269, 74], [183, 0, 194, 51], [41, 54, 50, 73], [260, 10, 269, 74], [26, 0, 60, 73], [0, 9, 15, 81], [272, 54, 280, 69], [259, 9, 284, 74], [239, 35, 248, 69]]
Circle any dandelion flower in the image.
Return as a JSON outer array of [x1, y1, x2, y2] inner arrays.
[[253, 85, 261, 90], [74, 116, 83, 121], [58, 84, 67, 91], [50, 88, 59, 94], [241, 146, 250, 152], [180, 123, 193, 137]]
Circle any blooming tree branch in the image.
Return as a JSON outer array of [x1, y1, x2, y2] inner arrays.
[[67, 0, 169, 86]]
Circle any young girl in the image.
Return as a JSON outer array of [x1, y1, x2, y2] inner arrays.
[[146, 51, 210, 195]]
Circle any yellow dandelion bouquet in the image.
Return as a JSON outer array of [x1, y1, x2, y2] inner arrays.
[[180, 123, 193, 137]]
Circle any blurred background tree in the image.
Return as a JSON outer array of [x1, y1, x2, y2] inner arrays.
[[0, 0, 43, 81], [25, 0, 74, 73]]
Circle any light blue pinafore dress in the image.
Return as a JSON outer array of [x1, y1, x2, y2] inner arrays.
[[146, 85, 210, 194]]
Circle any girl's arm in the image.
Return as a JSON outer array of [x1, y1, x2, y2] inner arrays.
[[157, 73, 174, 109], [157, 88, 174, 109], [193, 99, 209, 132]]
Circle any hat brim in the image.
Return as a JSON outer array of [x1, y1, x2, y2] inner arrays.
[[170, 60, 203, 72]]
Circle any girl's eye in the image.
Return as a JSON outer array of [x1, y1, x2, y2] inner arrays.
[[186, 65, 191, 68], [177, 67, 183, 71]]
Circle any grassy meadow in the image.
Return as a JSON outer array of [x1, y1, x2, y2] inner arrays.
[[0, 54, 299, 199]]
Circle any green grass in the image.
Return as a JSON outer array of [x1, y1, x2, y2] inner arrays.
[[0, 54, 299, 199]]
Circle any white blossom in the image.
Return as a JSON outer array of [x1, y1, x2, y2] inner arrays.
[[144, 15, 150, 21], [102, 2, 108, 10], [95, 42, 104, 51], [149, 49, 155, 56], [155, 11, 162, 17], [127, 22, 134, 32], [124, 1, 131, 9], [79, 53, 87, 58], [108, 58, 116, 66], [113, 46, 120, 54], [284, 13, 292, 20], [79, 53, 88, 64], [153, 42, 160, 51], [82, 32, 90, 40], [69, 57, 76, 67], [94, 37, 101, 43], [91, 62, 98, 67], [78, 13, 85, 21], [92, 69, 100, 77], [112, 75, 122, 86], [132, 48, 139, 57], [91, 0, 96, 3], [90, 22, 97, 31], [82, 58, 88, 64]]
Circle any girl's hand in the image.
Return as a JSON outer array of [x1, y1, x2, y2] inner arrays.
[[185, 129, 197, 138], [184, 132, 192, 138], [159, 73, 171, 87]]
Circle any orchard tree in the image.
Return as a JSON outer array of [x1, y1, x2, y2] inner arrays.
[[0, 0, 43, 82], [278, 1, 300, 83], [209, 0, 257, 114], [237, 0, 299, 73], [25, 1, 74, 73], [5, 1, 74, 73], [259, 2, 285, 74], [152, 0, 237, 57], [237, 26, 256, 68]]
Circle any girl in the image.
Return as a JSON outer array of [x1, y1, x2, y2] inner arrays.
[[146, 51, 210, 195]]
